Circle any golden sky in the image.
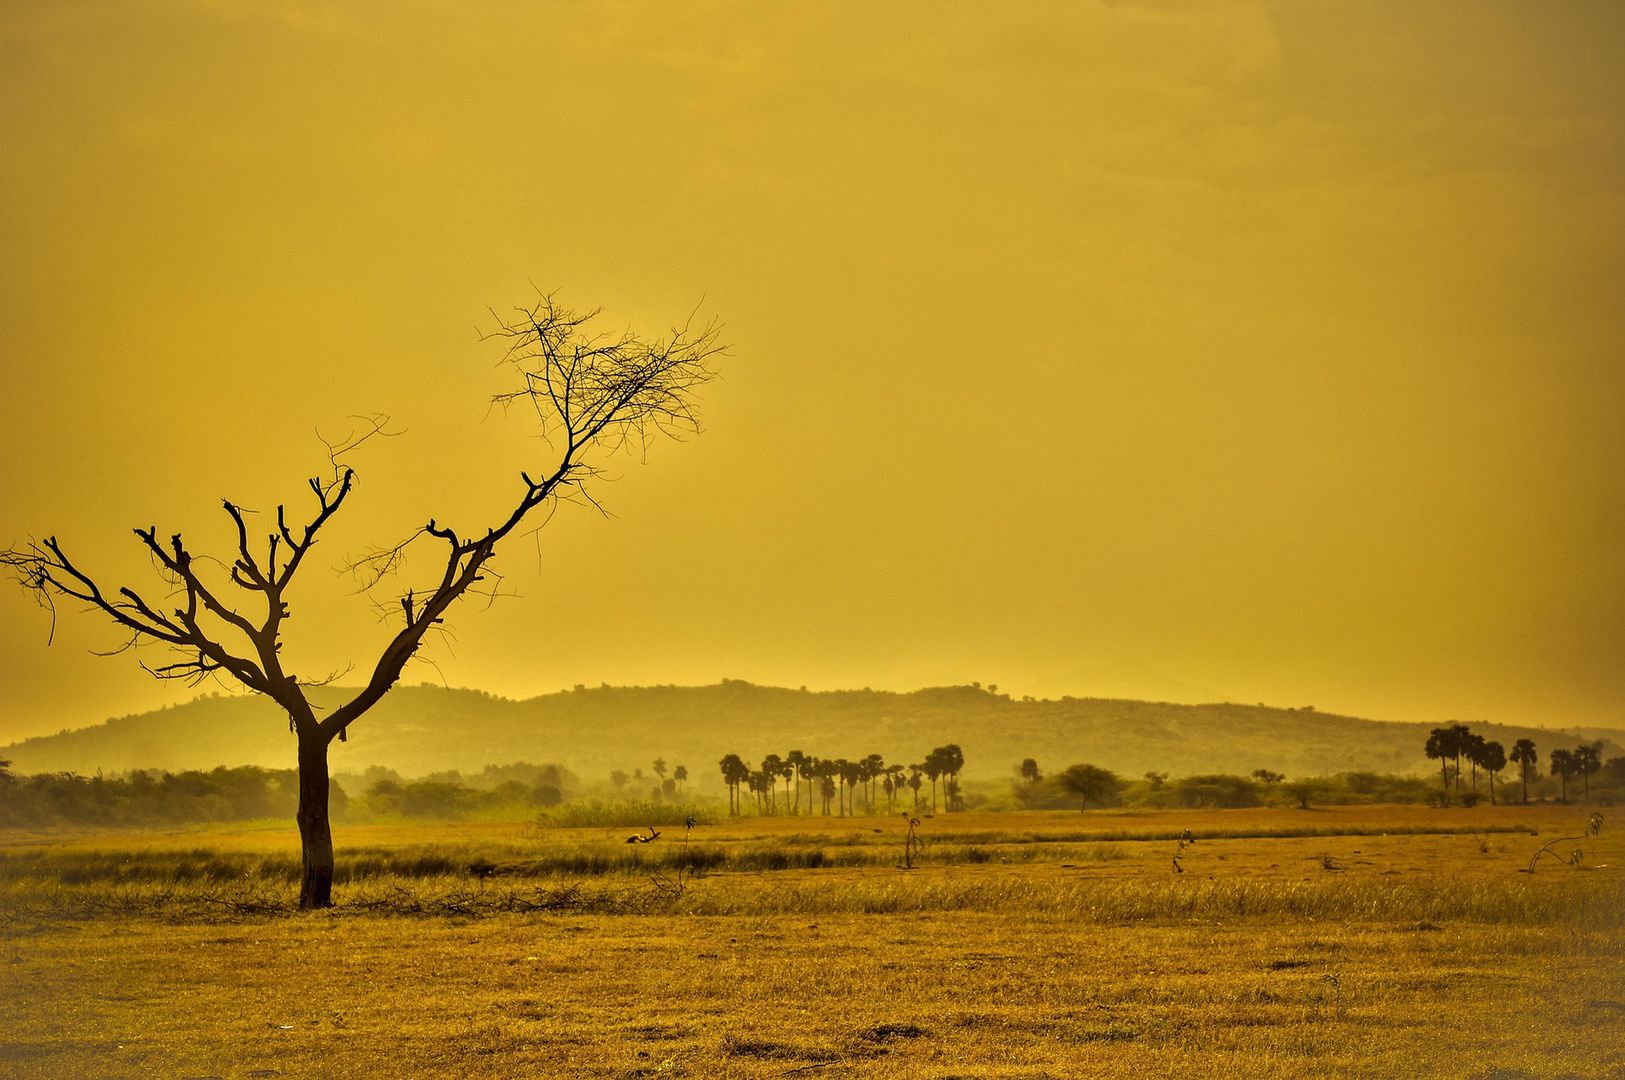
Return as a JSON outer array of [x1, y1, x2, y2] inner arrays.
[[2, 0, 1622, 742]]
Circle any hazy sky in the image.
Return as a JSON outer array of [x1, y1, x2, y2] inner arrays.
[[2, 0, 1622, 742]]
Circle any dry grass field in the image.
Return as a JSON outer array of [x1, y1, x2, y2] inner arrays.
[[3, 804, 1622, 1078]]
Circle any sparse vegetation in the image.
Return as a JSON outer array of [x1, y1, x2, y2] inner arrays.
[[0, 803, 1620, 1077]]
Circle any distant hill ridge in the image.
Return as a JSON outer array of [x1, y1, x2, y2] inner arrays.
[[3, 681, 1619, 783]]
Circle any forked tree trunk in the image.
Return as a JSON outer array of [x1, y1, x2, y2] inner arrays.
[[296, 728, 335, 909]]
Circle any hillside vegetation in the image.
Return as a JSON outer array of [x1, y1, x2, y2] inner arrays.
[[4, 681, 1619, 782]]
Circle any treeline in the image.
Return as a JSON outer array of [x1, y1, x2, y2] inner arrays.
[[1423, 723, 1620, 804], [605, 758, 692, 804], [1015, 765, 1440, 810], [0, 765, 329, 828], [346, 762, 578, 819], [1013, 758, 1625, 812], [716, 745, 965, 815], [0, 760, 577, 828]]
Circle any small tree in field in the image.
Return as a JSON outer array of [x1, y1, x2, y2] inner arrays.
[[1057, 763, 1121, 812], [3, 295, 719, 908]]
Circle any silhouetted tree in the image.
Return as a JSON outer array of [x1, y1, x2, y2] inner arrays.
[[1425, 726, 1458, 796], [1251, 769, 1285, 785], [1448, 722, 1472, 791], [761, 754, 785, 814], [786, 750, 807, 814], [719, 753, 748, 815], [673, 764, 688, 791], [1463, 732, 1486, 791], [1, 295, 720, 908], [1480, 740, 1506, 805], [839, 759, 861, 816], [1510, 738, 1538, 804], [1576, 741, 1603, 795], [1550, 748, 1577, 803], [1019, 758, 1043, 787], [1057, 763, 1121, 812], [907, 767, 923, 810], [610, 769, 630, 791], [779, 755, 797, 812], [938, 744, 965, 803], [798, 754, 818, 816], [862, 753, 886, 814], [921, 744, 964, 812], [922, 755, 943, 812]]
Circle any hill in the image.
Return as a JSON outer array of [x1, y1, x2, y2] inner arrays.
[[3, 682, 1620, 785]]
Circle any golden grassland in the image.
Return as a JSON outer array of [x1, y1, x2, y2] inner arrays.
[[2, 804, 1622, 1078]]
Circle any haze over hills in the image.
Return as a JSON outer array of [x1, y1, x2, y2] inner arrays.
[[4, 682, 1619, 786]]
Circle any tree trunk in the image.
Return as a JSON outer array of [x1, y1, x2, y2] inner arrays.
[[297, 728, 335, 909]]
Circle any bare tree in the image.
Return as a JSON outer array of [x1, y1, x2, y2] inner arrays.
[[3, 294, 720, 908]]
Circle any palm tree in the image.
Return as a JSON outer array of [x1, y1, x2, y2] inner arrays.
[[907, 767, 923, 810], [718, 754, 749, 816], [1510, 739, 1537, 804], [802, 753, 819, 812], [1463, 733, 1486, 791], [819, 771, 836, 815], [1549, 748, 1577, 803], [759, 755, 784, 814], [1481, 740, 1506, 805], [922, 750, 945, 812], [887, 763, 906, 810], [862, 754, 886, 814], [1448, 723, 1472, 791], [779, 756, 796, 811], [786, 750, 807, 814], [936, 744, 965, 810], [1576, 741, 1603, 796], [840, 759, 862, 816], [1019, 758, 1042, 787], [673, 764, 688, 792], [1425, 727, 1456, 796]]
